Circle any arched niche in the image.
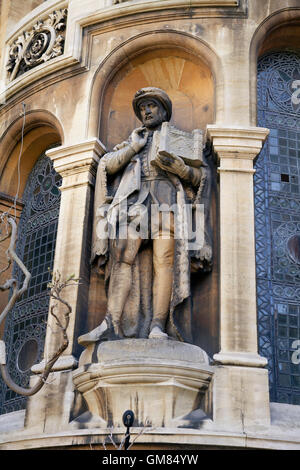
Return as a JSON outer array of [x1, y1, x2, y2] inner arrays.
[[87, 30, 223, 141], [100, 48, 215, 149], [88, 35, 220, 357], [249, 9, 300, 125]]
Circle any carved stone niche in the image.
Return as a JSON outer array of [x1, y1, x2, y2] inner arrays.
[[72, 339, 213, 428]]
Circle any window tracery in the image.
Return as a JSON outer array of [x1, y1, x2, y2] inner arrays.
[[0, 150, 61, 414], [255, 51, 300, 404]]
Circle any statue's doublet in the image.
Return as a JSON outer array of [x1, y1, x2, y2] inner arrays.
[[129, 133, 177, 209]]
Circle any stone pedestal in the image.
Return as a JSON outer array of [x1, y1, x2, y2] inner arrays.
[[73, 339, 214, 428]]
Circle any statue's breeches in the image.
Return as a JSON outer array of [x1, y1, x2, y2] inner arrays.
[[108, 211, 175, 333]]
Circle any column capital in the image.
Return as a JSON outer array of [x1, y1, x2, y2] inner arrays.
[[206, 126, 269, 160], [46, 138, 106, 190]]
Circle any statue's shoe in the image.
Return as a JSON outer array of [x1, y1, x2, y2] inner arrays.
[[78, 321, 108, 347], [148, 326, 168, 339]]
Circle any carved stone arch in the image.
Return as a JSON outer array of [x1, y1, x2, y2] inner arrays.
[[0, 109, 64, 200], [249, 7, 300, 125], [87, 29, 223, 142]]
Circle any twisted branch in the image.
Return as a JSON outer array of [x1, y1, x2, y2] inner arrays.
[[100, 422, 155, 451], [0, 214, 78, 396], [0, 216, 31, 327]]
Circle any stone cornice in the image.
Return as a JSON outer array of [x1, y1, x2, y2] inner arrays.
[[46, 138, 106, 189], [78, 0, 240, 30], [7, 0, 238, 45], [46, 137, 106, 160], [0, 0, 244, 104], [206, 125, 270, 160]]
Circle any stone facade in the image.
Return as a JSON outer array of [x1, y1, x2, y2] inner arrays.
[[0, 0, 300, 450]]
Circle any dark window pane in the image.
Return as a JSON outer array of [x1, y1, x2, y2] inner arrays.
[[0, 149, 61, 415], [256, 51, 300, 405]]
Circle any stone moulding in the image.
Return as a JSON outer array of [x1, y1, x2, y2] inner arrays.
[[6, 8, 68, 82], [112, 0, 238, 5], [0, 0, 244, 103], [79, 0, 241, 30]]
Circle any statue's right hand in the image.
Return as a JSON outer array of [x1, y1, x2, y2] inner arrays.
[[130, 127, 148, 153]]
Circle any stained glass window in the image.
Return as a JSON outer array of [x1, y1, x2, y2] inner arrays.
[[0, 149, 61, 414], [255, 51, 300, 404]]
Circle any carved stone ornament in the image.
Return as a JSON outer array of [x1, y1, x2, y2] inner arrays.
[[6, 9, 68, 81]]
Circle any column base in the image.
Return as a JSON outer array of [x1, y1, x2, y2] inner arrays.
[[213, 351, 268, 368], [213, 364, 271, 432], [25, 369, 75, 434]]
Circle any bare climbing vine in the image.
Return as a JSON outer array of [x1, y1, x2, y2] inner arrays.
[[0, 213, 79, 396], [102, 426, 150, 451]]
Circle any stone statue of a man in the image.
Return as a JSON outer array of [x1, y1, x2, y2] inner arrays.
[[78, 87, 212, 346]]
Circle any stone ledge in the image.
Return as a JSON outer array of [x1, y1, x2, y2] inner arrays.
[[78, 0, 241, 32], [0, 410, 25, 435], [1, 425, 300, 450]]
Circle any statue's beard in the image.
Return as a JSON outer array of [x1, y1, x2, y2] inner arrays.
[[142, 115, 165, 130]]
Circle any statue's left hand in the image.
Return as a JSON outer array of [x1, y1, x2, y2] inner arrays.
[[155, 151, 188, 178]]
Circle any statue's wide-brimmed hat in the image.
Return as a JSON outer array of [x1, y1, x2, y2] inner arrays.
[[132, 87, 172, 122]]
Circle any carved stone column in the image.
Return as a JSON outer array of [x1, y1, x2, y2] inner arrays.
[[206, 126, 271, 431], [47, 138, 106, 360]]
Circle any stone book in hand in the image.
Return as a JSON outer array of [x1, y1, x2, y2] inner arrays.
[[150, 121, 203, 169]]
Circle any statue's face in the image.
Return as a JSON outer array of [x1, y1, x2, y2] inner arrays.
[[138, 99, 166, 129]]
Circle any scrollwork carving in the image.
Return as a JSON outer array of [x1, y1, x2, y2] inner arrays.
[[6, 9, 68, 81]]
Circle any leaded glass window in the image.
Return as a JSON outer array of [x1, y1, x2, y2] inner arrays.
[[0, 150, 61, 414], [255, 50, 300, 404]]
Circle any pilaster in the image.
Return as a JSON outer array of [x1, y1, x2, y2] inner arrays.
[[42, 138, 106, 367], [206, 125, 271, 431]]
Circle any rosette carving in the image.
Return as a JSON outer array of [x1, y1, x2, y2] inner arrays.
[[6, 9, 68, 81]]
